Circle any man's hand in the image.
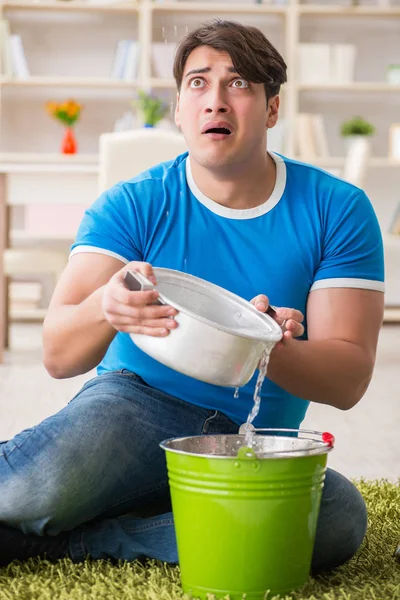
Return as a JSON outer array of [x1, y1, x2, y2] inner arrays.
[[251, 294, 304, 340], [102, 261, 179, 337]]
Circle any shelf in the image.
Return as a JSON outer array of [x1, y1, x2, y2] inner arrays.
[[148, 78, 176, 89], [0, 76, 137, 88], [11, 229, 75, 242], [9, 307, 48, 321], [150, 1, 286, 13], [0, 163, 99, 174], [1, 153, 398, 172], [298, 83, 400, 92], [0, 0, 139, 12], [0, 152, 98, 164], [298, 156, 400, 168], [148, 79, 291, 91], [298, 5, 400, 16], [0, 152, 100, 173], [383, 307, 400, 324]]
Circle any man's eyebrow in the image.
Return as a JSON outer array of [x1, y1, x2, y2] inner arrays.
[[184, 66, 239, 79]]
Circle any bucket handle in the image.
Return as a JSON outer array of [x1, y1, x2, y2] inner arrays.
[[240, 426, 335, 450]]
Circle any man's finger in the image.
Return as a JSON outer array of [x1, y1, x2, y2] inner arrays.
[[285, 319, 305, 338], [126, 261, 156, 283], [118, 325, 170, 337], [251, 294, 269, 311], [275, 307, 304, 322]]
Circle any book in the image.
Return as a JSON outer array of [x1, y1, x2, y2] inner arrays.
[[9, 34, 30, 79], [0, 20, 13, 77], [111, 39, 130, 80], [295, 113, 330, 159], [311, 114, 330, 157], [151, 42, 176, 79], [298, 44, 331, 85], [389, 204, 400, 235], [123, 41, 139, 81], [111, 40, 139, 80], [331, 44, 356, 84], [295, 114, 317, 158]]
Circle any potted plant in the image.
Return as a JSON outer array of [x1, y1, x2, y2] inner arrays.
[[133, 89, 168, 128], [341, 116, 375, 137], [45, 99, 82, 154]]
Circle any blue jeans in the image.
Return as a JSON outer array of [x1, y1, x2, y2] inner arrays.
[[0, 370, 367, 573]]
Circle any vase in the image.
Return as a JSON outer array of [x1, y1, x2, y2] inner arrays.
[[61, 127, 77, 154], [344, 135, 371, 153]]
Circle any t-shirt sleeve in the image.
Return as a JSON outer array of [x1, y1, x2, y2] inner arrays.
[[311, 188, 385, 292], [70, 182, 143, 264]]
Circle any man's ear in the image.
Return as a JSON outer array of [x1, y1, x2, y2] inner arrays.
[[266, 96, 280, 129], [174, 92, 180, 129]]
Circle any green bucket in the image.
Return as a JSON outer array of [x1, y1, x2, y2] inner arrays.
[[160, 428, 334, 600]]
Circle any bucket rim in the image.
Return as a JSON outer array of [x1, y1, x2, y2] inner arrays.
[[160, 428, 335, 459]]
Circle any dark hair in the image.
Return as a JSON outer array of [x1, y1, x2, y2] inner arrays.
[[173, 19, 287, 103]]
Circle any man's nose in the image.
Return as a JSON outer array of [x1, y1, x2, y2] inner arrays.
[[204, 87, 230, 114]]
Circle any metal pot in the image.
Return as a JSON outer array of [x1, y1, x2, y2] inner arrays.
[[125, 268, 283, 387]]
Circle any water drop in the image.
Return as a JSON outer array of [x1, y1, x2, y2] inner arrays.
[[166, 210, 169, 217], [234, 387, 240, 399]]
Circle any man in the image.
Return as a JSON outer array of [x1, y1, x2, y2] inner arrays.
[[0, 19, 384, 572]]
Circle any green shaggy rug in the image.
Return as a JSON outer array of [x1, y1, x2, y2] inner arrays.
[[0, 480, 398, 600]]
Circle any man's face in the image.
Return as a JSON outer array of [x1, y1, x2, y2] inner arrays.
[[175, 45, 279, 169]]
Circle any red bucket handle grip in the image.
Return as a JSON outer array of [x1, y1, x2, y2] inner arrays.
[[322, 432, 335, 447]]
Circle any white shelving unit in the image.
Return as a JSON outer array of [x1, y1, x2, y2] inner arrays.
[[1, 0, 400, 157], [0, 0, 399, 314]]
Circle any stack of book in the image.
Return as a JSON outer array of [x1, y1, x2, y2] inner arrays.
[[111, 40, 140, 81], [0, 20, 30, 78], [294, 113, 330, 160], [298, 43, 357, 85]]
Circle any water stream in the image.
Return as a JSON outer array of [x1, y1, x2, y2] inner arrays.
[[243, 350, 270, 447]]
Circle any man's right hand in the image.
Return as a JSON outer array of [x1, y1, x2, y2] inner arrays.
[[102, 261, 179, 337]]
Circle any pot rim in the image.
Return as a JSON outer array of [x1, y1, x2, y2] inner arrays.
[[153, 267, 283, 344]]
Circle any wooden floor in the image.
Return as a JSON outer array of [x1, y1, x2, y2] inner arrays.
[[0, 323, 399, 482]]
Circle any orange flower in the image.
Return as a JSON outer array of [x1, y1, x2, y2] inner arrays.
[[45, 98, 82, 127]]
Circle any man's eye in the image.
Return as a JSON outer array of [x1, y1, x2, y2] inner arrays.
[[190, 78, 204, 88], [232, 79, 249, 89]]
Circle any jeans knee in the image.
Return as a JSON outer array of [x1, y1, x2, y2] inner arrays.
[[311, 471, 367, 574]]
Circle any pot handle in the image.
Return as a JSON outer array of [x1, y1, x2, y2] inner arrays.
[[267, 304, 287, 333], [123, 270, 164, 306]]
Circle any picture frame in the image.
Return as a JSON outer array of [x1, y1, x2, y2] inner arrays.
[[388, 124, 400, 161]]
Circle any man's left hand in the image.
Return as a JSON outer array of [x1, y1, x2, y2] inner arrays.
[[250, 294, 304, 340]]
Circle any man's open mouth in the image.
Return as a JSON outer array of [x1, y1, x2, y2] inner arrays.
[[203, 127, 232, 135]]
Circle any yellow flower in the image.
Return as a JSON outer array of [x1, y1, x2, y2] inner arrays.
[[46, 101, 58, 116]]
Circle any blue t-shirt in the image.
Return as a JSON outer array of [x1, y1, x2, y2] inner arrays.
[[70, 152, 384, 429]]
